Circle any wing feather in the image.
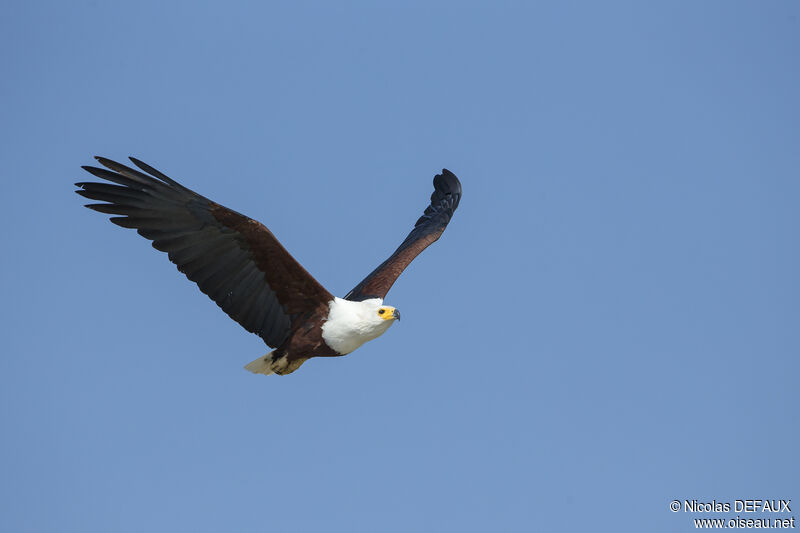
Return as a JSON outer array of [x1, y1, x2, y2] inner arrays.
[[345, 169, 461, 301], [76, 157, 333, 347]]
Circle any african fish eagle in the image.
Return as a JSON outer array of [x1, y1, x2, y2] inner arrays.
[[76, 157, 461, 375]]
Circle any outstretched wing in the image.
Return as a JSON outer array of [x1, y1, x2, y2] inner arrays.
[[345, 169, 462, 302], [76, 157, 333, 348]]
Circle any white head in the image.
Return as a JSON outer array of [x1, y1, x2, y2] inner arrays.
[[321, 297, 401, 355]]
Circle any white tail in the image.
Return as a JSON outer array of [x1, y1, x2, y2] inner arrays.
[[244, 352, 277, 375], [244, 351, 309, 376]]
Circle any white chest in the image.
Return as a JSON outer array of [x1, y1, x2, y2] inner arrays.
[[321, 297, 395, 355]]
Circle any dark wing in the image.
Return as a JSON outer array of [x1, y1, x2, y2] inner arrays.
[[345, 169, 462, 302], [76, 157, 333, 348]]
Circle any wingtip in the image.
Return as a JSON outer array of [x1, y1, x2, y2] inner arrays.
[[439, 168, 459, 181], [94, 156, 112, 169], [434, 168, 461, 194]]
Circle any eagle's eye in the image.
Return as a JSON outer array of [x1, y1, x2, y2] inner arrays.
[[378, 309, 385, 315]]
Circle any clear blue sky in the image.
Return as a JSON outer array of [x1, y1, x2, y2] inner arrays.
[[1, 1, 797, 532]]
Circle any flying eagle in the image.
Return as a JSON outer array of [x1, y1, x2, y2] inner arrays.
[[76, 157, 461, 375]]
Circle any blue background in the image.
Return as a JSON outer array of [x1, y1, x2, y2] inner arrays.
[[2, 1, 797, 531]]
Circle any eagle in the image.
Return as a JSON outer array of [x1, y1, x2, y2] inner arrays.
[[76, 157, 461, 375]]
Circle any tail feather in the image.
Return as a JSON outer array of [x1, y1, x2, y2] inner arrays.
[[244, 351, 308, 376], [244, 353, 276, 375]]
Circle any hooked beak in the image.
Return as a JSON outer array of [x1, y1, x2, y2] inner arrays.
[[392, 308, 401, 321]]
